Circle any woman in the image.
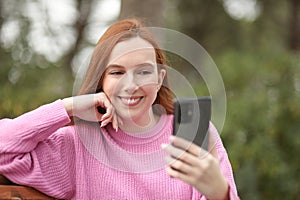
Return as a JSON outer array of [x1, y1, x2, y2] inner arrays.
[[0, 19, 239, 199]]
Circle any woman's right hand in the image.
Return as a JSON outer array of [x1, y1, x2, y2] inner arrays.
[[62, 92, 121, 131]]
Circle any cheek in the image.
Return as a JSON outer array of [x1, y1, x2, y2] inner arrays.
[[143, 85, 159, 98], [102, 78, 118, 98]]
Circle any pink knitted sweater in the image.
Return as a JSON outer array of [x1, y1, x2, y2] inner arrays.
[[0, 100, 239, 199]]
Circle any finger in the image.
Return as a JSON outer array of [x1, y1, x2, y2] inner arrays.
[[165, 166, 195, 185], [164, 156, 194, 175], [170, 136, 208, 158], [117, 116, 124, 126], [161, 144, 199, 165], [112, 112, 119, 132], [100, 107, 113, 126], [161, 143, 185, 158], [101, 105, 113, 121], [95, 93, 111, 110], [207, 128, 219, 159], [101, 114, 113, 127], [101, 96, 112, 110], [95, 110, 104, 122]]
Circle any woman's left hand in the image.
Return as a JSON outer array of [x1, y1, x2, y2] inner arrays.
[[161, 135, 229, 200]]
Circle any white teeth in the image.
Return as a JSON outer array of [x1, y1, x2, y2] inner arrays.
[[121, 97, 140, 105]]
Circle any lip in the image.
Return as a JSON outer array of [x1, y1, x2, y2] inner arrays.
[[118, 96, 144, 106]]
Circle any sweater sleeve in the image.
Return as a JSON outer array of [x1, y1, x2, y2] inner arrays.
[[193, 123, 240, 200], [0, 100, 75, 199], [209, 123, 240, 200]]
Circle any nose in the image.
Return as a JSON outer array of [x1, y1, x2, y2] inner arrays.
[[121, 73, 139, 94]]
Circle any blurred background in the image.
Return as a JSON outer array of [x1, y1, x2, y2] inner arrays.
[[0, 0, 299, 199]]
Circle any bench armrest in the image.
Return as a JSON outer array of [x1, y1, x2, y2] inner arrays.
[[0, 175, 57, 199]]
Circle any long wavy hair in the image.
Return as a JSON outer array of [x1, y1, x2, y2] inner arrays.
[[77, 18, 173, 114]]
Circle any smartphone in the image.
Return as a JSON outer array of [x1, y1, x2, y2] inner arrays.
[[173, 97, 211, 150]]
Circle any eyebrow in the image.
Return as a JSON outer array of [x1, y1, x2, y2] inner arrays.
[[106, 64, 124, 70]]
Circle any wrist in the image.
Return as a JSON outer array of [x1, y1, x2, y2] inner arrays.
[[202, 174, 229, 200], [62, 97, 73, 116], [210, 179, 229, 200]]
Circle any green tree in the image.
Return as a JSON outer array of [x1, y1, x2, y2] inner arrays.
[[172, 0, 300, 199]]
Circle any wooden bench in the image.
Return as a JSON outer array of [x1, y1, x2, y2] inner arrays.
[[0, 175, 56, 199]]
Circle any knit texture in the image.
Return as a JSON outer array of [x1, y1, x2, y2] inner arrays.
[[0, 100, 239, 199]]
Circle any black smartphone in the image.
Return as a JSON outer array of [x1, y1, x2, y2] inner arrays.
[[173, 97, 211, 150]]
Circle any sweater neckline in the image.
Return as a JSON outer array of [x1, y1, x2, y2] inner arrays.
[[106, 114, 169, 145], [77, 115, 173, 173]]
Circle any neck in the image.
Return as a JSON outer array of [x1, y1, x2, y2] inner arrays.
[[119, 111, 159, 133]]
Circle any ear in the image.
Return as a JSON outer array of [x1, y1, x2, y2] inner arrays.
[[158, 69, 166, 87]]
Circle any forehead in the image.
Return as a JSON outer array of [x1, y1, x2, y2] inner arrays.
[[108, 37, 156, 65]]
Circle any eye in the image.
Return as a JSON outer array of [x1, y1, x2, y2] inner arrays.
[[108, 70, 124, 75], [137, 70, 152, 75]]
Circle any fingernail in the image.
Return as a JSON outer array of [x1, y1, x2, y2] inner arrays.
[[100, 122, 106, 127], [161, 143, 167, 149]]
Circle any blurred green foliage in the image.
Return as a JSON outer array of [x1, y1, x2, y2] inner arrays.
[[217, 49, 300, 199], [1, 0, 300, 199], [0, 49, 73, 118], [173, 0, 300, 198]]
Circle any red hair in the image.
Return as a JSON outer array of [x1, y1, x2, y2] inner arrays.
[[78, 18, 173, 114]]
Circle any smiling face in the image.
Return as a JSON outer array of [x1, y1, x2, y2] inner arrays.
[[102, 37, 166, 128]]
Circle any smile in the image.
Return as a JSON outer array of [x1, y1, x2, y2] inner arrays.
[[119, 96, 143, 106]]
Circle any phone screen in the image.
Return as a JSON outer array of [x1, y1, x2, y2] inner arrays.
[[173, 97, 211, 150]]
